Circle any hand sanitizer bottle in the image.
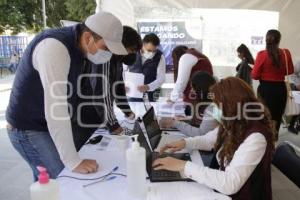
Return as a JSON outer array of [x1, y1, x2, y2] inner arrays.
[[126, 135, 147, 199], [30, 166, 60, 200]]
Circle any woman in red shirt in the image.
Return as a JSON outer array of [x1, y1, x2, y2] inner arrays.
[[252, 29, 294, 139]]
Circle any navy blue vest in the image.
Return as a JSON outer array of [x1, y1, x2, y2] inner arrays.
[[6, 25, 85, 131], [128, 50, 162, 85]]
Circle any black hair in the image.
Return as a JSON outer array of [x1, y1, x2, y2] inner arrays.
[[266, 29, 281, 68], [122, 26, 142, 51], [237, 44, 254, 65], [171, 45, 188, 82], [191, 71, 216, 102], [142, 33, 160, 46]]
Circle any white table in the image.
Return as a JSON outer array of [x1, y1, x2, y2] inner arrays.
[[57, 102, 230, 200], [57, 130, 230, 200]]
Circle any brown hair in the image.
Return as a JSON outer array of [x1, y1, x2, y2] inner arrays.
[[210, 77, 275, 167], [171, 45, 188, 82]]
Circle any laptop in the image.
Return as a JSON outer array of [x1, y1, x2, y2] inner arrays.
[[142, 106, 184, 149], [135, 122, 192, 182], [142, 97, 179, 131]]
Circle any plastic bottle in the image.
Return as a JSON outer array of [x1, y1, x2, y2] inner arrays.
[[126, 135, 147, 199], [30, 166, 60, 200]]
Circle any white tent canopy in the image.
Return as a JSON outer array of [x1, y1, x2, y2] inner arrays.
[[99, 0, 300, 61]]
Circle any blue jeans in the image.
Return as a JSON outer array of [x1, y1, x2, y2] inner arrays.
[[7, 128, 64, 181]]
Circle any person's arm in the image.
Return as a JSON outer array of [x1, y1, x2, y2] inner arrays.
[[173, 121, 203, 137], [32, 38, 81, 170], [184, 126, 219, 151], [184, 133, 267, 195], [93, 62, 122, 133], [173, 104, 218, 137], [170, 54, 198, 102], [115, 66, 134, 116], [251, 51, 264, 80], [147, 56, 166, 91]]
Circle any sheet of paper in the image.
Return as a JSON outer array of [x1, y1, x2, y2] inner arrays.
[[124, 72, 145, 98], [156, 102, 186, 116]]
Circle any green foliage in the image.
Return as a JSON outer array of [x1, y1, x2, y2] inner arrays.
[[65, 0, 96, 22], [0, 0, 96, 34]]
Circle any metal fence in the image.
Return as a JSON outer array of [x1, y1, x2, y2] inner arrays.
[[0, 36, 29, 68]]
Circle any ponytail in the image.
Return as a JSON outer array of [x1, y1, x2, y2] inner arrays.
[[266, 30, 281, 68]]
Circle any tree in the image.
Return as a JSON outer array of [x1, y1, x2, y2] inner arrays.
[[65, 0, 96, 22], [0, 0, 68, 34], [0, 0, 96, 34]]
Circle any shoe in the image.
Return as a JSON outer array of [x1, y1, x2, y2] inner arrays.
[[288, 126, 298, 134]]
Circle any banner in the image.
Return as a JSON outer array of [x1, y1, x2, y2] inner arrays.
[[137, 21, 202, 72]]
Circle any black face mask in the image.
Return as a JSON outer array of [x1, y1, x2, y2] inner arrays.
[[122, 53, 137, 65]]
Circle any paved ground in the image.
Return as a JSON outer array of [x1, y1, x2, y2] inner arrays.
[[0, 74, 32, 200], [0, 73, 299, 200]]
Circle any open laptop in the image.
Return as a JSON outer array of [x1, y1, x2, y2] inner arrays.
[[135, 121, 192, 182], [143, 97, 179, 131], [142, 106, 184, 149]]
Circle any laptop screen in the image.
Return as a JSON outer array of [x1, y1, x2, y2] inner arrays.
[[136, 122, 152, 174], [142, 107, 161, 149]]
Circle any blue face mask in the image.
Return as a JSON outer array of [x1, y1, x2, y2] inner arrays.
[[212, 104, 223, 123]]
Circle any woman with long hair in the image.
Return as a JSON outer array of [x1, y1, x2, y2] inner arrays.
[[160, 71, 218, 137], [153, 77, 275, 200], [236, 44, 254, 86], [252, 29, 294, 138]]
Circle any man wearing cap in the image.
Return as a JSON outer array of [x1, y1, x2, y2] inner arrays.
[[72, 26, 142, 149], [5, 11, 127, 180]]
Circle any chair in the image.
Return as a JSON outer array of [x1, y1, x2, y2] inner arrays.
[[272, 141, 300, 188]]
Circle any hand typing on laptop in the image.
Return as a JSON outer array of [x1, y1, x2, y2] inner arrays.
[[159, 117, 175, 129], [152, 157, 187, 171], [159, 139, 186, 154], [151, 139, 188, 172]]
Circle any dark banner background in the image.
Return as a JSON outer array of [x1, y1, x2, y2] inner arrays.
[[137, 21, 202, 73]]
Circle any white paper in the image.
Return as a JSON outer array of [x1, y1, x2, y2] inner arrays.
[[156, 102, 186, 116], [124, 72, 145, 98]]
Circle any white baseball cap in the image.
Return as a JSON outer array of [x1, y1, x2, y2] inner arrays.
[[85, 11, 128, 55]]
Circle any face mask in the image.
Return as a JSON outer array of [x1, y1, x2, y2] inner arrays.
[[212, 104, 223, 122], [143, 51, 155, 59], [122, 53, 137, 65], [86, 38, 112, 64]]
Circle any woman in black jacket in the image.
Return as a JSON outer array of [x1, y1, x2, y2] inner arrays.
[[236, 44, 254, 86]]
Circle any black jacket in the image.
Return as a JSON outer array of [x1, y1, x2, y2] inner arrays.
[[78, 55, 132, 132]]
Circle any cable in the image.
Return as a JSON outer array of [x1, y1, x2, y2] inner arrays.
[[57, 166, 126, 180], [111, 173, 126, 177]]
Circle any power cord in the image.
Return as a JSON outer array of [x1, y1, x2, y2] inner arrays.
[[57, 166, 126, 181]]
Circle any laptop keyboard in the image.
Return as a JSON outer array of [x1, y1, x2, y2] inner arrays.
[[151, 153, 181, 179]]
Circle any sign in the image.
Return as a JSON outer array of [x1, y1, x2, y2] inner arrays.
[[137, 21, 203, 72]]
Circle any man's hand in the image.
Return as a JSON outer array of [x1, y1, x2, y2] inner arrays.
[[137, 85, 149, 93], [126, 112, 136, 120], [73, 159, 99, 174], [125, 86, 130, 93], [152, 157, 187, 171], [159, 139, 186, 154], [111, 126, 124, 135]]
